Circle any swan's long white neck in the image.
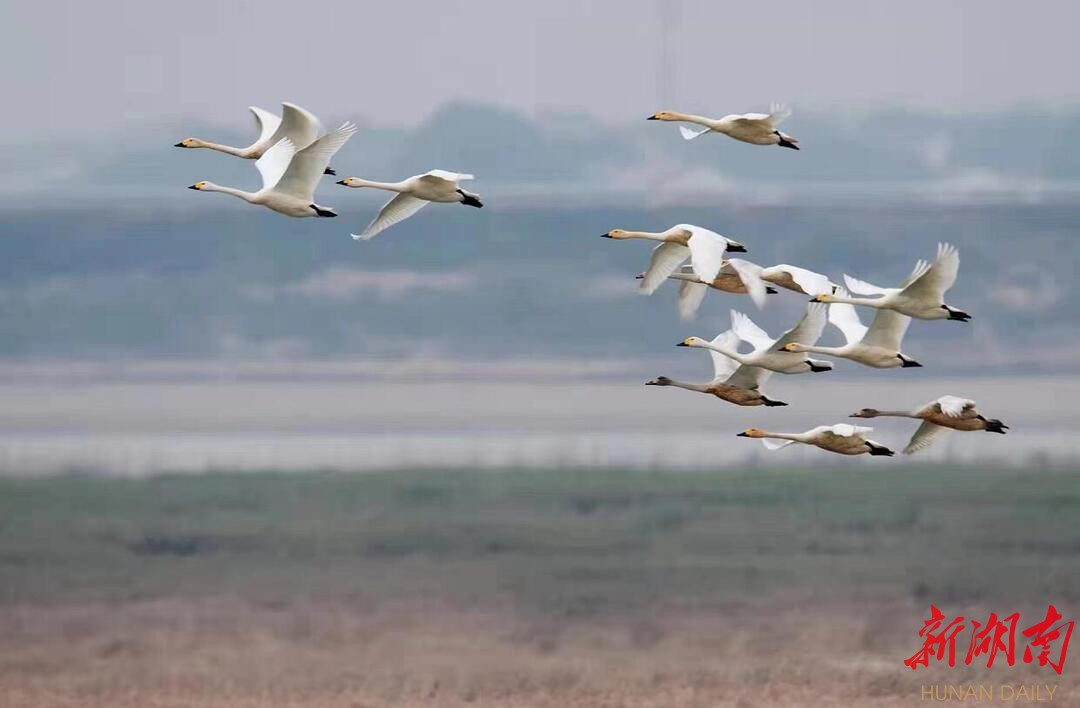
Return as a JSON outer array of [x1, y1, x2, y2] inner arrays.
[[666, 112, 719, 128], [792, 343, 848, 356], [759, 431, 805, 442], [201, 183, 259, 203], [667, 272, 701, 283], [616, 230, 673, 243], [663, 378, 709, 392], [344, 178, 408, 192], [827, 294, 886, 309], [191, 140, 252, 158], [866, 410, 916, 419], [699, 342, 745, 364]]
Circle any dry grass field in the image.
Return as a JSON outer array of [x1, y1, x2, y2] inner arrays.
[[0, 465, 1077, 706]]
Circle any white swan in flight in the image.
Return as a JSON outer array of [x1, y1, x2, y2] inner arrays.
[[648, 103, 799, 150], [175, 103, 339, 175], [338, 171, 483, 240], [737, 424, 895, 456], [679, 304, 833, 374], [850, 396, 1008, 454], [814, 243, 970, 321], [187, 123, 358, 217], [780, 289, 921, 369], [603, 224, 747, 296], [759, 264, 836, 296], [654, 331, 784, 406], [639, 259, 773, 319]]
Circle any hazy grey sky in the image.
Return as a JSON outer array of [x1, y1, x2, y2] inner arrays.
[[4, 0, 1080, 139]]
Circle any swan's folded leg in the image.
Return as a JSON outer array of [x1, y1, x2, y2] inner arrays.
[[679, 125, 711, 140]]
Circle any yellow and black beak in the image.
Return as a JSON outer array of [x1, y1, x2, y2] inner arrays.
[[187, 184, 200, 190], [646, 114, 659, 120], [736, 431, 749, 437], [174, 142, 186, 148]]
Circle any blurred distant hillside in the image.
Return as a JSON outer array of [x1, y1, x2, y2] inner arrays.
[[1, 102, 1078, 369], [2, 102, 1079, 202]]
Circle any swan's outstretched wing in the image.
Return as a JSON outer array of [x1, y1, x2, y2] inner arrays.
[[843, 273, 891, 296], [730, 113, 771, 126], [726, 258, 767, 309], [353, 193, 429, 241], [249, 106, 281, 145], [762, 264, 834, 296], [679, 125, 712, 140], [904, 421, 949, 454], [862, 309, 912, 351], [677, 280, 708, 320], [268, 102, 324, 150], [826, 423, 874, 437], [936, 395, 976, 418], [424, 170, 474, 182], [275, 122, 358, 201], [706, 331, 740, 382], [729, 310, 774, 352], [901, 243, 960, 300], [770, 302, 828, 352], [899, 259, 933, 289], [761, 438, 796, 451], [684, 226, 728, 284], [826, 289, 869, 345], [640, 242, 689, 295], [724, 363, 770, 391], [255, 137, 296, 191], [768, 103, 792, 126]]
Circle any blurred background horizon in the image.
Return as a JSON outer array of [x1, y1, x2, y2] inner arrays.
[[3, 1, 1080, 474]]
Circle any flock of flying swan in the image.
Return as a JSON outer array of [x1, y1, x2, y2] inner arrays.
[[176, 101, 1008, 459], [626, 105, 1007, 458], [177, 102, 482, 237]]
